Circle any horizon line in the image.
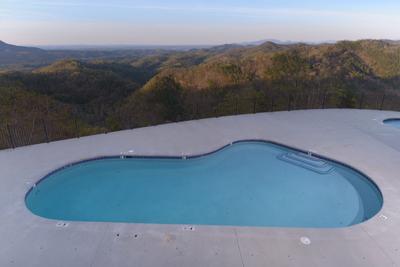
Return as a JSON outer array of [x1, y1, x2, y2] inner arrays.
[[4, 38, 400, 50]]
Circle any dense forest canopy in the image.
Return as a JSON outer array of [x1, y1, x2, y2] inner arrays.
[[1, 39, 400, 147]]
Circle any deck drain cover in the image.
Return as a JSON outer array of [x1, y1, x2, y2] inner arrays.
[[56, 222, 69, 228], [379, 214, 388, 220], [182, 225, 195, 231], [300, 237, 311, 245]]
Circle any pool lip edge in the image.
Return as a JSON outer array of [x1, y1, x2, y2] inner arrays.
[[383, 118, 400, 125], [24, 138, 384, 228]]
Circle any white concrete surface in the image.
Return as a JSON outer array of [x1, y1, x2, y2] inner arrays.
[[1, 109, 400, 267]]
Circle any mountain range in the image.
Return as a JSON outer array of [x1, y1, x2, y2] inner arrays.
[[0, 39, 400, 145], [0, 39, 337, 70]]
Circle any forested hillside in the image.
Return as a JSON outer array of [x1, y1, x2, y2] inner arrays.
[[115, 40, 400, 128], [1, 40, 400, 147]]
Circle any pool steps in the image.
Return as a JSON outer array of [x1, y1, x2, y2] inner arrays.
[[278, 152, 334, 174]]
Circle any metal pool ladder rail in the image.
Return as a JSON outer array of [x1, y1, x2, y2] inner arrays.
[[278, 152, 334, 174]]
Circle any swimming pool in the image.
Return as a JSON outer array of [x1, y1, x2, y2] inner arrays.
[[25, 141, 382, 228], [383, 118, 400, 129]]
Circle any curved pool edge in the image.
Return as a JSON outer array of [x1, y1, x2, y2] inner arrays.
[[383, 118, 400, 127], [24, 138, 384, 228]]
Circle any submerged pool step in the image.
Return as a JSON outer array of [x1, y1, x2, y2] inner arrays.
[[278, 152, 334, 174]]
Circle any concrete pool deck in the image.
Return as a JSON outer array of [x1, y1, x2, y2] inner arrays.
[[1, 109, 400, 266]]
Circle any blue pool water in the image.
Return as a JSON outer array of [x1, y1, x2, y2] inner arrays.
[[25, 141, 382, 228], [384, 118, 400, 129]]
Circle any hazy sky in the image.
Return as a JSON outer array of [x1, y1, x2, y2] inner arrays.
[[1, 0, 400, 45]]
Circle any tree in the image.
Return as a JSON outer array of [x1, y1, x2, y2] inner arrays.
[[149, 75, 184, 122], [267, 49, 311, 93]]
